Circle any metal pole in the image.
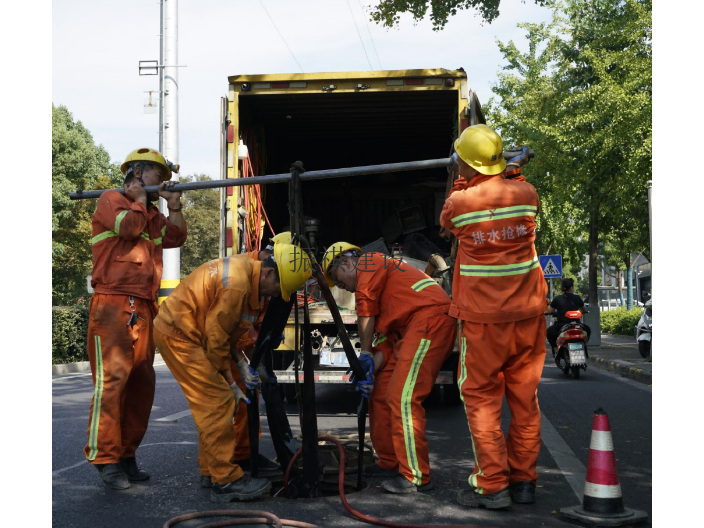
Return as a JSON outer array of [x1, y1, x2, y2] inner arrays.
[[70, 157, 455, 200], [158, 0, 180, 304]]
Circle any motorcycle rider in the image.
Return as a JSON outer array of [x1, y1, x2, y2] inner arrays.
[[545, 278, 591, 361]]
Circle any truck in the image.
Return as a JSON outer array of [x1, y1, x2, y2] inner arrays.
[[219, 69, 487, 405]]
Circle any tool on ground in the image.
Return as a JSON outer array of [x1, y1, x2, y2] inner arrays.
[[560, 408, 648, 526], [163, 509, 318, 528]]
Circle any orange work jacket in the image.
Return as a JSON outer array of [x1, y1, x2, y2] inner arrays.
[[440, 174, 547, 324], [153, 257, 263, 372], [90, 190, 187, 301], [232, 251, 269, 352], [355, 252, 451, 341]]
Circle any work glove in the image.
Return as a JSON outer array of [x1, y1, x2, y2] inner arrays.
[[506, 146, 529, 169], [347, 351, 375, 399], [237, 358, 260, 390], [230, 380, 251, 414]]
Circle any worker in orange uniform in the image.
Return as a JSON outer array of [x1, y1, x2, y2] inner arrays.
[[322, 243, 456, 494], [440, 125, 548, 510], [153, 242, 311, 503], [85, 148, 187, 490]]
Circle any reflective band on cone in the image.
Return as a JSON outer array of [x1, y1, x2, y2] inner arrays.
[[559, 408, 648, 526]]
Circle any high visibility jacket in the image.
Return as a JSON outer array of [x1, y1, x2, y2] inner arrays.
[[90, 190, 187, 300], [354, 252, 451, 343], [440, 174, 548, 323], [153, 257, 263, 372], [232, 252, 268, 352]]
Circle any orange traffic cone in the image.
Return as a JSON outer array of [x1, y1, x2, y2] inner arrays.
[[560, 409, 648, 526]]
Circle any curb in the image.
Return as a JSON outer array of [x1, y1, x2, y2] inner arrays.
[[52, 353, 163, 376], [587, 356, 651, 386]]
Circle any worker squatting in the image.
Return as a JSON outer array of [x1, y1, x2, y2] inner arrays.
[[83, 125, 548, 510]]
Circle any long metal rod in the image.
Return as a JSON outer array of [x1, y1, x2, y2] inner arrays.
[[69, 157, 454, 200]]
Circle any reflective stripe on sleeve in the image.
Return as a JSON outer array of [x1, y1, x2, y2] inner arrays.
[[114, 210, 129, 234], [451, 205, 537, 227], [91, 231, 118, 245], [411, 279, 437, 292], [459, 256, 539, 277]]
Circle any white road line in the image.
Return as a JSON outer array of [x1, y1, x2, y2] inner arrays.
[[52, 362, 167, 382], [155, 409, 192, 422], [541, 413, 585, 501], [52, 441, 197, 478]]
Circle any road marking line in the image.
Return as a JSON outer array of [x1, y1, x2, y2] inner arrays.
[[155, 409, 192, 422], [52, 362, 168, 382], [52, 441, 198, 478], [541, 413, 586, 501]]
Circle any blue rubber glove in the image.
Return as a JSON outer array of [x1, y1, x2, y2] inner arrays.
[[346, 352, 375, 383], [507, 146, 528, 165], [245, 364, 260, 390], [356, 374, 374, 398]]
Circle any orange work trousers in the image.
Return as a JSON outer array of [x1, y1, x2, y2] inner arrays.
[[230, 356, 261, 460], [458, 314, 546, 494], [368, 312, 456, 486], [84, 293, 158, 464], [154, 328, 245, 485]]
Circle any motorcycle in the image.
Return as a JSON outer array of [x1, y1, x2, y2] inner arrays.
[[552, 310, 589, 379], [635, 299, 652, 358]]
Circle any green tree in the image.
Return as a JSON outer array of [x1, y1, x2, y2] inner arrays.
[[52, 105, 122, 305], [485, 0, 651, 306], [179, 174, 221, 278], [369, 0, 548, 30]]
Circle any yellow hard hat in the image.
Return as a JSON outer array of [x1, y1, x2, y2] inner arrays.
[[274, 242, 313, 301], [270, 231, 292, 245], [453, 125, 506, 176], [321, 241, 362, 288], [120, 148, 175, 180]]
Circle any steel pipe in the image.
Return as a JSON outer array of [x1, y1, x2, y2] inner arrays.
[[68, 157, 455, 200]]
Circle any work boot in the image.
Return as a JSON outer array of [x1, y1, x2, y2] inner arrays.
[[363, 463, 399, 479], [232, 454, 281, 472], [119, 457, 150, 481], [381, 475, 434, 494], [200, 475, 212, 488], [457, 487, 511, 510], [509, 481, 536, 504], [94, 463, 130, 490], [210, 474, 272, 503]]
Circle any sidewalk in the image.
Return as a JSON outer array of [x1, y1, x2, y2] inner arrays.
[[588, 333, 652, 385]]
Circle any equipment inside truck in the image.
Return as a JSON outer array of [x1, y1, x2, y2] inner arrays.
[[238, 89, 457, 258]]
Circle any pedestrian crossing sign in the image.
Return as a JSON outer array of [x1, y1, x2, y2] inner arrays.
[[539, 255, 562, 278]]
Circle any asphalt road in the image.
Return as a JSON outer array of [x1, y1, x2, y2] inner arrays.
[[52, 348, 652, 527]]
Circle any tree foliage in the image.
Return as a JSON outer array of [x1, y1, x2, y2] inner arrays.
[[179, 174, 221, 278], [369, 0, 548, 30], [484, 0, 651, 304], [52, 105, 122, 305]]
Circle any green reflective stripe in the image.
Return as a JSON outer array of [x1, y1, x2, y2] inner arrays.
[[460, 256, 539, 277], [86, 335, 105, 461], [401, 338, 431, 485], [373, 334, 387, 347], [114, 210, 129, 234], [451, 205, 537, 227], [411, 279, 436, 292], [458, 335, 484, 493], [161, 225, 167, 236], [91, 231, 118, 245], [154, 237, 163, 246], [140, 232, 150, 241]]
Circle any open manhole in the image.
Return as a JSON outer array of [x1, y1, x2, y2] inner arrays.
[[268, 436, 374, 498]]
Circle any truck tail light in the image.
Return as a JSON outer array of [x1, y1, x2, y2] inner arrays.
[[405, 78, 423, 85], [271, 82, 289, 88]]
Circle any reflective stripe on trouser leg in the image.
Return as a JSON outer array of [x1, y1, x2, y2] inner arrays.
[[400, 339, 431, 485], [369, 353, 399, 470], [86, 335, 105, 461], [457, 334, 484, 493]]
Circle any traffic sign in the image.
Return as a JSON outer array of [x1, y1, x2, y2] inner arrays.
[[539, 255, 562, 278]]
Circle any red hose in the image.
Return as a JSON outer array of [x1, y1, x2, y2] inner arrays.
[[284, 436, 499, 528]]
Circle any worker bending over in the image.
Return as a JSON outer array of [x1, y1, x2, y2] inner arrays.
[[153, 243, 311, 503], [322, 244, 456, 494], [440, 125, 548, 509]]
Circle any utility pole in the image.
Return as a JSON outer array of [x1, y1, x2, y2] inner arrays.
[[158, 0, 181, 304]]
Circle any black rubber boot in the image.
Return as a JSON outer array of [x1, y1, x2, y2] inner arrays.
[[509, 481, 536, 504], [210, 474, 272, 503], [364, 463, 399, 478], [457, 488, 511, 509], [119, 457, 150, 481], [232, 454, 281, 472], [95, 463, 130, 490], [381, 475, 434, 494], [200, 475, 213, 488]]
